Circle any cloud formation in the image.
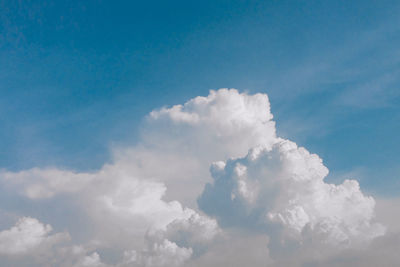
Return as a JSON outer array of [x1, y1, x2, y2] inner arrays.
[[148, 88, 276, 157], [0, 217, 69, 255], [0, 164, 218, 266], [199, 139, 385, 261], [0, 89, 397, 266]]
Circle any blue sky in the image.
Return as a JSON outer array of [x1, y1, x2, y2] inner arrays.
[[1, 0, 399, 196], [2, 2, 400, 266]]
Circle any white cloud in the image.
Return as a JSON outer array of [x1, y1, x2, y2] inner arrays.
[[146, 88, 276, 160], [133, 88, 277, 206], [199, 139, 385, 259], [1, 168, 94, 199], [0, 156, 219, 266], [121, 239, 192, 267], [0, 89, 397, 266], [1, 89, 277, 206], [0, 217, 69, 255]]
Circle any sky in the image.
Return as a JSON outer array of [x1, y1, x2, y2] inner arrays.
[[0, 1, 400, 266]]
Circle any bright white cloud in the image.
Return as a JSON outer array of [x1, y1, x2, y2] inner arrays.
[[0, 217, 68, 255], [0, 89, 396, 266], [0, 156, 218, 266], [146, 88, 276, 161], [0, 165, 218, 265], [0, 217, 110, 266], [199, 138, 386, 261]]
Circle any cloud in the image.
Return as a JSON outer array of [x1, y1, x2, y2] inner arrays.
[[0, 217, 69, 255], [186, 229, 273, 267], [73, 252, 105, 267], [0, 89, 397, 266], [136, 88, 277, 206], [199, 139, 385, 261], [1, 168, 94, 199], [0, 217, 107, 266], [121, 239, 192, 267], [146, 88, 276, 160], [0, 163, 219, 265]]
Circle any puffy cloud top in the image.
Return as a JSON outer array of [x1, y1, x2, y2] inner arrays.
[[199, 139, 385, 255], [150, 89, 273, 126], [146, 89, 277, 160], [0, 217, 69, 255], [0, 89, 392, 266]]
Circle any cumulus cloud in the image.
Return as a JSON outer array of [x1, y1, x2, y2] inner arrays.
[[121, 239, 192, 267], [0, 146, 219, 266], [199, 139, 385, 261], [0, 217, 69, 255], [148, 89, 276, 149], [133, 88, 277, 205], [0, 164, 218, 265], [0, 217, 106, 266], [0, 89, 397, 266]]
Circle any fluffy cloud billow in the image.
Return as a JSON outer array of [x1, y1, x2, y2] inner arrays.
[[0, 89, 398, 266], [0, 217, 69, 255], [199, 139, 385, 262]]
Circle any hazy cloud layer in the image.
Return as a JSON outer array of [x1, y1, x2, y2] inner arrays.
[[0, 89, 398, 266]]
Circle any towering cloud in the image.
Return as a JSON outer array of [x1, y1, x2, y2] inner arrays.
[[0, 89, 395, 266], [108, 89, 278, 207], [147, 88, 277, 159], [199, 139, 385, 261]]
